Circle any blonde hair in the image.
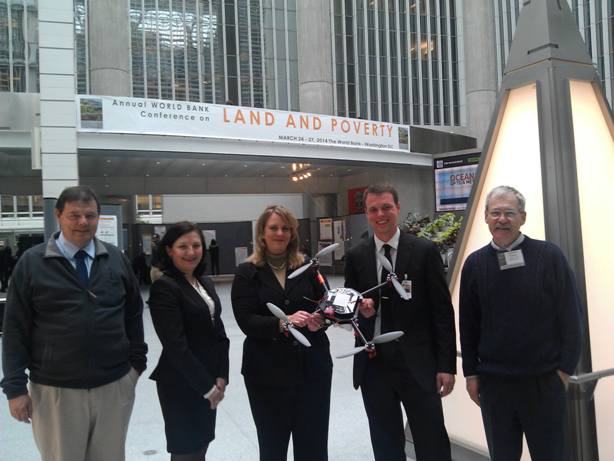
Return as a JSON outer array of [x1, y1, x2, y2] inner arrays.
[[247, 205, 305, 269]]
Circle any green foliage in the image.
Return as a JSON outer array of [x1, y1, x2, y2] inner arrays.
[[402, 212, 463, 251]]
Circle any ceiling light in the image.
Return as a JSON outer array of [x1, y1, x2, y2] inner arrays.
[[288, 162, 313, 182]]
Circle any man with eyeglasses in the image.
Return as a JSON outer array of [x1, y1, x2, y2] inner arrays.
[[1, 185, 147, 461], [459, 185, 583, 461], [344, 183, 456, 461]]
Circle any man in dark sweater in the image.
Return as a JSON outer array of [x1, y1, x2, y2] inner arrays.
[[459, 185, 583, 461], [1, 186, 147, 461]]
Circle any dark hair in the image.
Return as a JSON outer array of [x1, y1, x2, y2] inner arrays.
[[55, 185, 101, 214], [362, 183, 399, 206], [157, 221, 207, 276]]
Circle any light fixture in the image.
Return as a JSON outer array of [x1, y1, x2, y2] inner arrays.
[[289, 162, 313, 182], [446, 2, 612, 459]]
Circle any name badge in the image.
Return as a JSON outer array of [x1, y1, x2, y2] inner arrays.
[[401, 275, 412, 299], [497, 249, 526, 270]]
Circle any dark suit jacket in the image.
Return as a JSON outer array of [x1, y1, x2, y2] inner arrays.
[[148, 271, 230, 395], [231, 262, 332, 387], [344, 232, 456, 391]]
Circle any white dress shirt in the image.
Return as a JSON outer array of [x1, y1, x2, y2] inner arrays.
[[373, 227, 400, 336]]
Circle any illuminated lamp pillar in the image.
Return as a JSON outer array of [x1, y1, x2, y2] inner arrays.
[[445, 1, 614, 460]]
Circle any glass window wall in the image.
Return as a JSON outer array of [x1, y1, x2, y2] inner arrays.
[[123, 0, 296, 110], [0, 0, 38, 93]]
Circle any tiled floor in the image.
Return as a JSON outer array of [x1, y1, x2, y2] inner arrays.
[[1, 277, 416, 460]]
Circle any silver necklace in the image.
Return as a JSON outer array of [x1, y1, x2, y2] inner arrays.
[[268, 260, 286, 271]]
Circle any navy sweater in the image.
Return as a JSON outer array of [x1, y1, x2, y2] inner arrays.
[[459, 236, 582, 377]]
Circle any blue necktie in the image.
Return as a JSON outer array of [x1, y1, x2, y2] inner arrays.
[[74, 250, 89, 286]]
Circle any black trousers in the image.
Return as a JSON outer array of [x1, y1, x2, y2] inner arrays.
[[480, 373, 568, 461], [245, 372, 331, 461], [360, 358, 451, 461], [0, 268, 10, 290], [210, 257, 219, 275]]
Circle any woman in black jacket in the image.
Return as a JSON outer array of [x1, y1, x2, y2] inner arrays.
[[231, 205, 332, 461], [149, 222, 229, 461]]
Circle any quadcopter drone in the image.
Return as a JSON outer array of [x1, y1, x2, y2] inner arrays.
[[266, 242, 410, 358]]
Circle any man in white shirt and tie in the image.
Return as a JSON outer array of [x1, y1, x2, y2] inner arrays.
[[344, 183, 457, 461]]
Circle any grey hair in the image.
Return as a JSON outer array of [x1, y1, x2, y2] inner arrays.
[[485, 186, 526, 213]]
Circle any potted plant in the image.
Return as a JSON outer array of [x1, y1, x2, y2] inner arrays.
[[401, 212, 463, 267]]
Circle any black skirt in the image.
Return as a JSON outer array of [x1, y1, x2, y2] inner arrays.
[[156, 376, 217, 454]]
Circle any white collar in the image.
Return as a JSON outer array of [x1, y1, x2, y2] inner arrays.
[[57, 232, 96, 260], [491, 233, 525, 252], [374, 227, 400, 253]]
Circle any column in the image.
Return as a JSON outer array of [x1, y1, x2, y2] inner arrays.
[[88, 0, 131, 96], [38, 0, 78, 239], [296, 0, 334, 115], [461, 0, 498, 149]]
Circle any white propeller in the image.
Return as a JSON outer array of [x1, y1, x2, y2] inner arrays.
[[336, 346, 368, 359], [372, 331, 404, 343], [288, 242, 340, 279], [376, 252, 411, 300], [335, 330, 404, 358], [266, 302, 312, 347]]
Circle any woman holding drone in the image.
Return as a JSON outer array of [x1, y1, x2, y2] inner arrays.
[[231, 205, 332, 461]]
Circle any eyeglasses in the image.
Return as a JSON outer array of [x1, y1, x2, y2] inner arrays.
[[487, 209, 520, 219]]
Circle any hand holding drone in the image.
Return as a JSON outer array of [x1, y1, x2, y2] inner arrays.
[[266, 302, 313, 347], [266, 242, 410, 359]]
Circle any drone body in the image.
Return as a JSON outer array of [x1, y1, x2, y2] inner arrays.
[[267, 242, 407, 359], [318, 287, 361, 323]]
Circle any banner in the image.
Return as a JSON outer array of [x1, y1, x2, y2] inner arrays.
[[77, 95, 410, 152], [434, 153, 481, 211]]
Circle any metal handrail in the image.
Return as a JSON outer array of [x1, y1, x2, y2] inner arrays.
[[569, 367, 614, 385]]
